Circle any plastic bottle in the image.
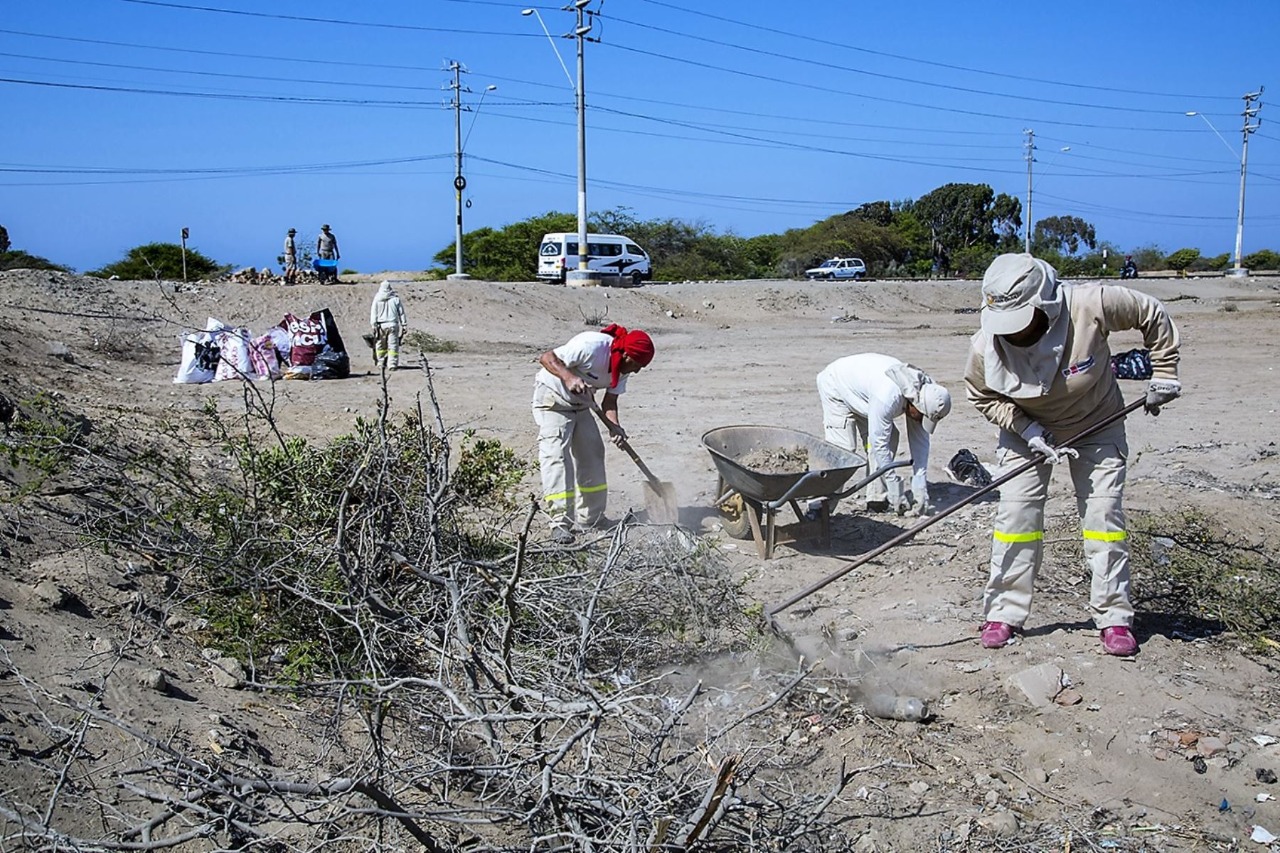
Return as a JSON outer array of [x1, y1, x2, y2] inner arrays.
[[864, 694, 930, 722]]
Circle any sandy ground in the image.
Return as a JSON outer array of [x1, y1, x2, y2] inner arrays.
[[2, 268, 1280, 849]]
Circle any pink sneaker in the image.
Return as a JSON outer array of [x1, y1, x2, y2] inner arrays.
[[1101, 626, 1138, 657], [980, 621, 1014, 649]]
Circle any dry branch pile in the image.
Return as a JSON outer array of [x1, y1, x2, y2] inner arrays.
[[0, 370, 876, 851]]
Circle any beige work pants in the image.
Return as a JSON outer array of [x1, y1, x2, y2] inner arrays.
[[818, 379, 899, 505], [532, 384, 607, 532], [983, 422, 1132, 630], [374, 323, 401, 369]]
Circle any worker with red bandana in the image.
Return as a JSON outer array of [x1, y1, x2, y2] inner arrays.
[[532, 324, 655, 544]]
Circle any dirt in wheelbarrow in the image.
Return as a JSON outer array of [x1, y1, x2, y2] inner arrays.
[[738, 445, 810, 475], [3, 269, 1279, 852]]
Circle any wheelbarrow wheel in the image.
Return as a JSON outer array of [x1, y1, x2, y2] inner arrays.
[[718, 491, 756, 540]]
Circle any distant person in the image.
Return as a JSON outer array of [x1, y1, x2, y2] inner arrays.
[[316, 224, 340, 284], [966, 253, 1181, 657], [1121, 255, 1138, 279], [532, 324, 655, 544], [369, 280, 408, 370], [815, 353, 952, 516], [317, 224, 340, 261], [282, 228, 298, 285]]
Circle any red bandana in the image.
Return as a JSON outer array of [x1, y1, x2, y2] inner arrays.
[[601, 323, 654, 388]]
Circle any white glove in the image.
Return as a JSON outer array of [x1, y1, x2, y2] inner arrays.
[[1022, 423, 1078, 465], [884, 474, 908, 514], [904, 471, 932, 517], [1145, 378, 1181, 416]]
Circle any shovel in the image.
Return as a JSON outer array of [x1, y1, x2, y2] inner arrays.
[[585, 396, 679, 525]]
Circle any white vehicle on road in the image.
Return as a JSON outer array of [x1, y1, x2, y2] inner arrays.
[[536, 233, 652, 285], [805, 257, 867, 280]]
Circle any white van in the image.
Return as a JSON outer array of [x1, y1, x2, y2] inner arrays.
[[536, 232, 652, 286]]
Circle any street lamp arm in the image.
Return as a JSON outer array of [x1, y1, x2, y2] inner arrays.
[[462, 85, 497, 154], [1185, 111, 1240, 162], [521, 9, 576, 92]]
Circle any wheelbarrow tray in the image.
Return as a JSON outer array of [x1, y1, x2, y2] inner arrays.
[[702, 425, 865, 507]]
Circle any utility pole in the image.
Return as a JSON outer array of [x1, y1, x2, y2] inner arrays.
[[1023, 128, 1035, 254], [568, 0, 600, 286], [447, 61, 471, 280], [1232, 88, 1263, 277]]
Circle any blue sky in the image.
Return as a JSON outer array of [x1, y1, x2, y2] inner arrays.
[[2, 0, 1276, 273]]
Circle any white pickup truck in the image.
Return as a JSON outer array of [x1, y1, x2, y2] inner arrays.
[[804, 257, 867, 280]]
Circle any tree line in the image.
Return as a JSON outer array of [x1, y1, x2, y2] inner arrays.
[[433, 183, 1279, 281], [4, 181, 1279, 279]]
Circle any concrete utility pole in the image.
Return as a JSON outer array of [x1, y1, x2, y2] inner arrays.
[[1233, 89, 1263, 277], [447, 61, 470, 280], [1186, 89, 1263, 277], [569, 0, 600, 286], [1023, 128, 1035, 254]]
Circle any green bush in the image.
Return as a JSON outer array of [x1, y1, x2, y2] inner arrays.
[[1244, 249, 1280, 270], [0, 250, 70, 272], [89, 242, 226, 280], [1164, 247, 1201, 272], [402, 330, 458, 353], [1131, 509, 1279, 653]]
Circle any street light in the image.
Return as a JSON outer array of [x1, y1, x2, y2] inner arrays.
[[462, 84, 498, 154], [1185, 89, 1263, 278], [522, 3, 600, 286], [1022, 129, 1071, 253]]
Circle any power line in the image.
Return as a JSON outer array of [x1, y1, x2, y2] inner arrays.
[[634, 0, 1234, 103], [113, 0, 519, 36], [608, 13, 1191, 115], [601, 42, 1206, 132]]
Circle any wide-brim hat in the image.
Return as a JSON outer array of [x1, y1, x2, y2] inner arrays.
[[980, 253, 1049, 336]]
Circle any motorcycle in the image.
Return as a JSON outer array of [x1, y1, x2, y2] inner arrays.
[[1120, 262, 1138, 280]]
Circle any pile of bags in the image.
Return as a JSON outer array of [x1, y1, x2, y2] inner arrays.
[[175, 309, 350, 384]]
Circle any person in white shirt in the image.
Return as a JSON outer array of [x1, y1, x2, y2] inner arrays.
[[368, 280, 407, 370], [816, 353, 952, 515], [532, 324, 655, 544]]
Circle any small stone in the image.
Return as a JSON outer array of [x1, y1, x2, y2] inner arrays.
[[1197, 736, 1227, 757], [977, 810, 1018, 837], [984, 789, 999, 806], [1152, 748, 1171, 761], [1055, 689, 1083, 706], [908, 781, 929, 795], [32, 580, 68, 609], [164, 614, 187, 630], [137, 669, 168, 693], [91, 637, 119, 654], [210, 656, 246, 689], [1257, 768, 1278, 784]]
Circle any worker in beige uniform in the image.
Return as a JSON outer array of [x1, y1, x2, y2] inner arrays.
[[965, 253, 1181, 657]]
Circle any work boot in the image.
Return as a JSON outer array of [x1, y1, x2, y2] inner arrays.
[[865, 499, 891, 513], [979, 621, 1015, 649], [1100, 626, 1138, 657]]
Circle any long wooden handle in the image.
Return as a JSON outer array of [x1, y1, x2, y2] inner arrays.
[[584, 395, 664, 487], [767, 398, 1146, 618]]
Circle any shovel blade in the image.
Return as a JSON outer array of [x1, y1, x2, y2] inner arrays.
[[643, 480, 679, 525]]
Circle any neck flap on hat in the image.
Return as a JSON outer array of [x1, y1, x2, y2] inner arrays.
[[982, 286, 1073, 398]]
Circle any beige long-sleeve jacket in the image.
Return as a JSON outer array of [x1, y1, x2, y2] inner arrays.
[[965, 284, 1180, 441]]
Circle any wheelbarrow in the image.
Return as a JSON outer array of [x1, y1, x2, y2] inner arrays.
[[702, 425, 909, 559]]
